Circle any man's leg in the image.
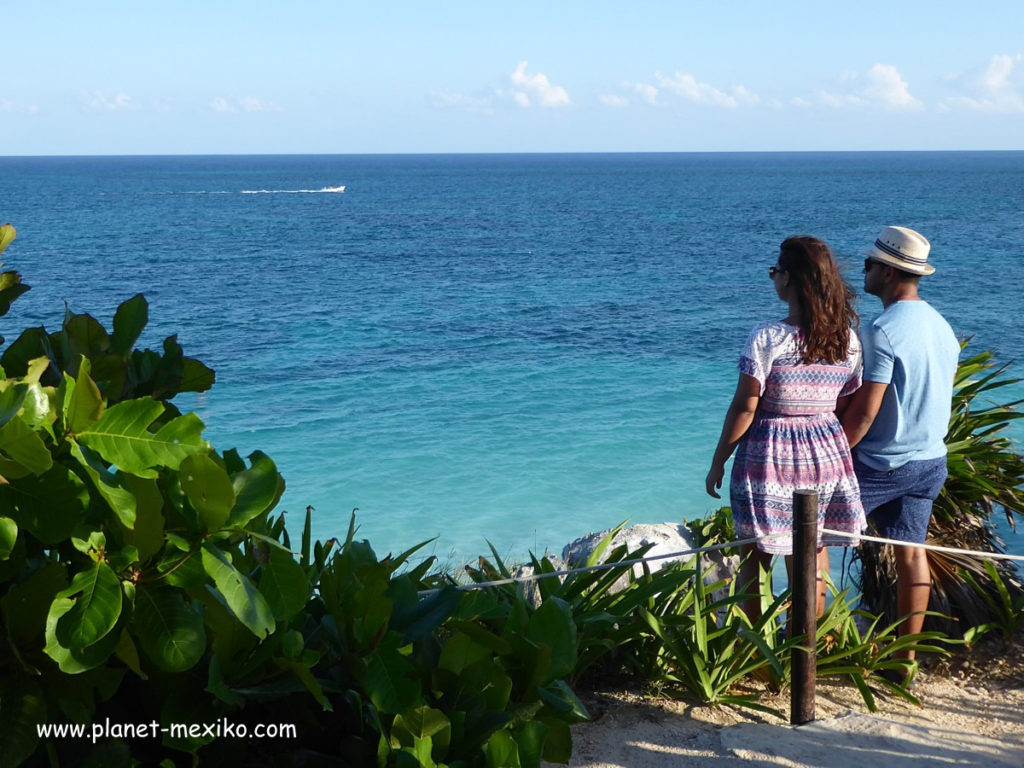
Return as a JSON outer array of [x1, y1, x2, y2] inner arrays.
[[893, 543, 931, 660]]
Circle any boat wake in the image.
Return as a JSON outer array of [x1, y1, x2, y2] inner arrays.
[[240, 185, 346, 194]]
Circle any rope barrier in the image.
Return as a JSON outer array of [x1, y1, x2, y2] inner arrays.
[[418, 532, 787, 595], [418, 524, 1024, 596], [819, 526, 1024, 562]]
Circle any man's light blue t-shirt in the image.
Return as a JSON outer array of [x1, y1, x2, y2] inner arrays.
[[855, 300, 960, 471]]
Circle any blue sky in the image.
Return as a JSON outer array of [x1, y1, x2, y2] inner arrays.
[[2, 0, 1022, 155]]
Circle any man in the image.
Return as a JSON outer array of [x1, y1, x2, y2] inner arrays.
[[841, 225, 960, 678]]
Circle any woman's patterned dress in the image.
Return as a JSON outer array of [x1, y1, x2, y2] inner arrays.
[[730, 321, 866, 555]]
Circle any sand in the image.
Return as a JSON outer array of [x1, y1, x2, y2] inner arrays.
[[544, 646, 1024, 767]]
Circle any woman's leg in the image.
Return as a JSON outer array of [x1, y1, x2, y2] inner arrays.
[[783, 547, 829, 618], [738, 544, 774, 623]]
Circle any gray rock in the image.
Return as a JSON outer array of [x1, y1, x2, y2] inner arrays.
[[511, 554, 567, 608], [562, 522, 739, 595]]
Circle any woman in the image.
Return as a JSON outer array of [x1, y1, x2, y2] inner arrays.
[[705, 235, 865, 619]]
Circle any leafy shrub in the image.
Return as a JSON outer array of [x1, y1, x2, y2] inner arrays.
[[0, 234, 584, 767]]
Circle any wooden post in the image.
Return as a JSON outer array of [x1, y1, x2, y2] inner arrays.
[[790, 489, 818, 725]]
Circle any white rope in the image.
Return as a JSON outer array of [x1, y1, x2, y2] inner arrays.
[[819, 526, 1024, 563], [418, 532, 789, 595], [417, 525, 1024, 596]]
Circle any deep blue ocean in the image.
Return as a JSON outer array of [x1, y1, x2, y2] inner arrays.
[[2, 152, 1023, 566]]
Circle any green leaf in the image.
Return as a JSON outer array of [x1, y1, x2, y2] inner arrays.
[[0, 516, 17, 560], [227, 451, 284, 527], [1, 464, 89, 544], [364, 636, 422, 714], [0, 562, 67, 646], [180, 357, 216, 393], [77, 398, 207, 477], [257, 546, 311, 622], [483, 729, 520, 768], [0, 677, 46, 768], [390, 706, 451, 752], [0, 414, 53, 476], [132, 585, 206, 673], [111, 294, 148, 355], [55, 562, 123, 649], [439, 630, 493, 675], [525, 597, 577, 682], [18, 380, 57, 440], [62, 313, 111, 367], [119, 475, 165, 561], [391, 583, 461, 645], [180, 453, 235, 531], [44, 596, 122, 673], [200, 544, 275, 639], [69, 441, 137, 528], [0, 328, 57, 381], [0, 383, 28, 428], [512, 721, 548, 768], [64, 359, 104, 436]]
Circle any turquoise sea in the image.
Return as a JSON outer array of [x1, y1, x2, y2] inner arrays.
[[2, 152, 1023, 565]]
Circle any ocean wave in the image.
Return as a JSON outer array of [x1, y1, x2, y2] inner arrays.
[[240, 185, 346, 194]]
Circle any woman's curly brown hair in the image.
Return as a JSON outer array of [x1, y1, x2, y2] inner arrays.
[[778, 235, 859, 364]]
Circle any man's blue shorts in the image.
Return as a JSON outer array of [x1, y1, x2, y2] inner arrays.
[[853, 455, 948, 544]]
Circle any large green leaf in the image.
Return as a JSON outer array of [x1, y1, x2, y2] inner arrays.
[[525, 597, 577, 683], [257, 546, 311, 621], [1, 465, 88, 544], [390, 706, 451, 752], [1, 563, 68, 647], [77, 398, 206, 477], [61, 313, 111, 369], [227, 451, 284, 527], [180, 357, 216, 393], [44, 596, 123, 673], [200, 544, 275, 639], [364, 636, 422, 714], [180, 453, 235, 531], [63, 359, 103, 436], [0, 383, 28, 428], [0, 516, 17, 560], [0, 328, 58, 382], [132, 586, 206, 673], [55, 562, 124, 649], [0, 677, 46, 768], [0, 414, 53, 476], [111, 294, 148, 356], [69, 441, 137, 528], [119, 475, 165, 561], [18, 379, 57, 440]]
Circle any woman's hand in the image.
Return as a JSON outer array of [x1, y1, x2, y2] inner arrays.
[[705, 462, 725, 498]]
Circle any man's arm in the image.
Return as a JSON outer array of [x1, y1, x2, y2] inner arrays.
[[841, 381, 888, 448]]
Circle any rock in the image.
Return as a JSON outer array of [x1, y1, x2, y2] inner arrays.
[[511, 554, 568, 608], [561, 523, 739, 596]]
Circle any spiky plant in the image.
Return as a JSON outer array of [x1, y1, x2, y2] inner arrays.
[[858, 341, 1024, 635]]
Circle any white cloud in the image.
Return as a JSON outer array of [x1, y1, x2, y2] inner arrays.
[[432, 91, 493, 112], [940, 54, 1024, 112], [654, 72, 758, 108], [864, 64, 922, 109], [818, 64, 921, 110], [0, 99, 39, 114], [632, 82, 659, 105], [599, 93, 629, 108], [509, 61, 571, 108], [210, 97, 281, 113], [84, 91, 135, 111]]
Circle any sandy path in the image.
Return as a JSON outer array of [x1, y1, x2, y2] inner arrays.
[[545, 656, 1024, 767]]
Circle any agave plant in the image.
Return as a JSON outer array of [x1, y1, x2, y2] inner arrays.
[[858, 341, 1024, 636]]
